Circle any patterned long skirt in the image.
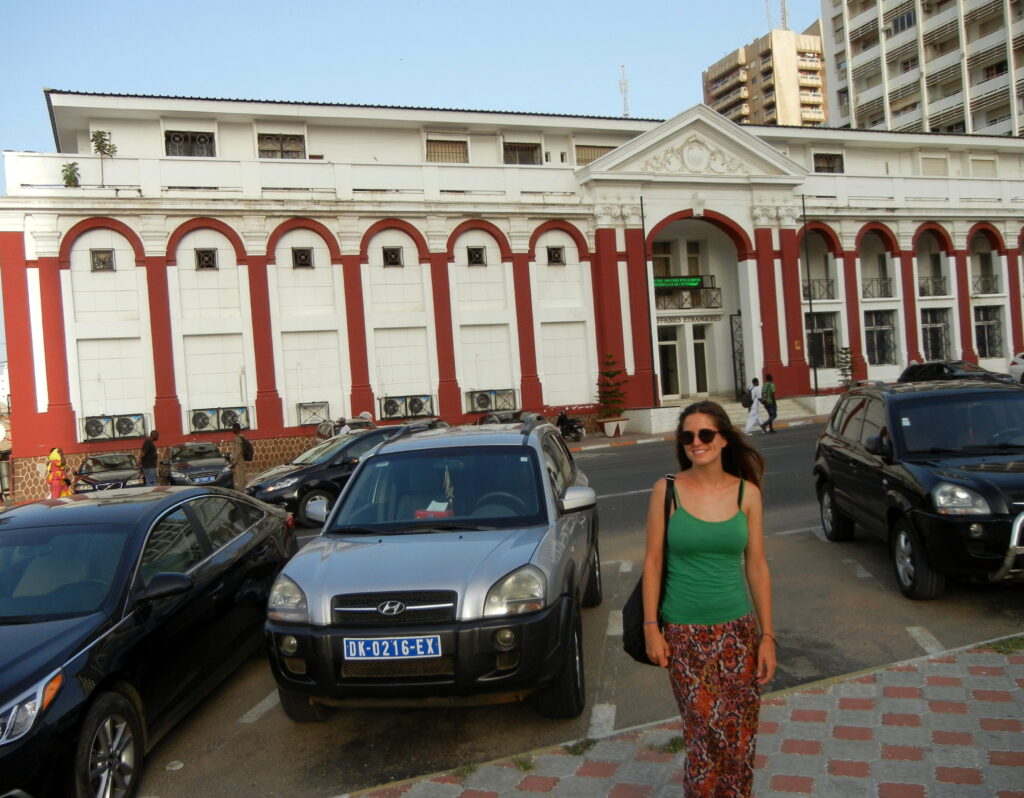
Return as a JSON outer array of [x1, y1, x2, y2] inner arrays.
[[663, 614, 760, 797]]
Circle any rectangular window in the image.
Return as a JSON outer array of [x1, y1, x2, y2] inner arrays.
[[466, 246, 486, 266], [901, 56, 919, 72], [813, 153, 844, 173], [426, 139, 469, 163], [258, 133, 305, 159], [575, 145, 615, 166], [292, 248, 314, 268], [891, 10, 916, 34], [503, 143, 542, 165], [805, 312, 838, 368], [90, 249, 115, 272], [983, 61, 1008, 80], [921, 308, 950, 360], [686, 241, 701, 276], [165, 131, 216, 157], [546, 246, 565, 265], [195, 249, 218, 270], [974, 306, 1003, 358], [921, 155, 949, 176], [864, 310, 897, 365], [382, 247, 403, 267], [652, 241, 672, 278]]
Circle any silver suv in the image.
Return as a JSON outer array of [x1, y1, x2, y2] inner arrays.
[[265, 418, 601, 720]]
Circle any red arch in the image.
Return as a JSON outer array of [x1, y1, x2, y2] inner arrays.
[[855, 222, 899, 255], [527, 220, 592, 262], [359, 218, 430, 264], [446, 220, 514, 262], [645, 210, 754, 260], [965, 222, 1006, 255], [58, 217, 146, 269], [166, 218, 247, 265], [797, 221, 843, 256], [912, 223, 954, 254], [266, 218, 342, 263]]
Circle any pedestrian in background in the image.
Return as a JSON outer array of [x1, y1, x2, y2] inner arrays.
[[642, 400, 776, 797], [228, 423, 249, 489], [743, 376, 763, 434], [140, 429, 159, 485], [760, 373, 778, 434], [46, 447, 73, 498]]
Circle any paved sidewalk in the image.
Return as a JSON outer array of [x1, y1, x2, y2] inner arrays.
[[344, 635, 1024, 798]]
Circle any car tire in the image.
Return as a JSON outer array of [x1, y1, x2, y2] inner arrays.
[[819, 482, 855, 542], [297, 488, 336, 527], [581, 545, 603, 608], [277, 687, 336, 723], [72, 691, 143, 798], [891, 519, 946, 600], [536, 607, 585, 719]]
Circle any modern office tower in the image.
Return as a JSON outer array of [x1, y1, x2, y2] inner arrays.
[[702, 22, 828, 126], [824, 0, 1021, 134]]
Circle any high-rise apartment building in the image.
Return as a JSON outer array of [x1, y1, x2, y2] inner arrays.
[[824, 0, 1022, 134], [702, 23, 828, 126]]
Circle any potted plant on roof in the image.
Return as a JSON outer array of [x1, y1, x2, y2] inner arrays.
[[596, 354, 629, 437]]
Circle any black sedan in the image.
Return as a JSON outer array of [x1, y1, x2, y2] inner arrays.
[[73, 452, 144, 492], [0, 487, 297, 798], [164, 442, 234, 489], [897, 360, 1017, 385]]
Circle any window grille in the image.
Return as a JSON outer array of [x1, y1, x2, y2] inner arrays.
[[258, 133, 305, 159], [195, 249, 218, 270], [864, 310, 897, 365], [805, 312, 838, 368], [426, 139, 468, 163], [575, 145, 615, 166], [382, 247, 403, 267], [503, 143, 541, 165], [921, 308, 950, 360], [546, 246, 565, 265], [813, 153, 844, 173], [292, 248, 314, 268], [165, 131, 216, 157], [974, 306, 1003, 358], [90, 249, 115, 272], [466, 247, 486, 266]]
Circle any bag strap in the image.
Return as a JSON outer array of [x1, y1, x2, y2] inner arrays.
[[656, 474, 677, 622], [737, 478, 745, 507]]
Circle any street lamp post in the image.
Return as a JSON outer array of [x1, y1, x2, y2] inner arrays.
[[801, 194, 820, 395]]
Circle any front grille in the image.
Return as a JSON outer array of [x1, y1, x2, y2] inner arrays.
[[332, 591, 457, 625], [341, 655, 455, 679]]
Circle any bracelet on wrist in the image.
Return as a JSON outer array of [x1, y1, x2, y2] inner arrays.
[[760, 633, 776, 642], [643, 621, 659, 626]]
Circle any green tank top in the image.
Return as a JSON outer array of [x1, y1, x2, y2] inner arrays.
[[660, 480, 752, 625]]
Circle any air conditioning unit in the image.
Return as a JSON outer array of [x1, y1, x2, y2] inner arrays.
[[112, 413, 146, 439], [297, 402, 330, 425], [190, 408, 218, 433], [381, 396, 408, 420], [406, 396, 433, 417], [82, 415, 114, 441], [219, 407, 250, 430], [467, 389, 517, 413]]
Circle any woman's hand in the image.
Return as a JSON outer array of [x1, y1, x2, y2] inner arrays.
[[644, 624, 671, 668], [757, 635, 777, 684]]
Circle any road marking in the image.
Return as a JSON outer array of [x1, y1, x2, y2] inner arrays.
[[907, 626, 944, 654], [607, 609, 623, 637], [589, 703, 616, 738], [842, 558, 874, 579], [772, 525, 821, 537], [597, 488, 651, 500], [238, 690, 279, 724]]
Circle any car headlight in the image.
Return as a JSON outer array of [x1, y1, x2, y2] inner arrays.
[[267, 476, 300, 492], [484, 566, 546, 617], [0, 670, 63, 745], [171, 466, 186, 475], [268, 574, 308, 623], [933, 482, 991, 515]]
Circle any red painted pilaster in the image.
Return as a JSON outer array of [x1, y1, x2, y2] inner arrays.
[[592, 228, 625, 367], [754, 228, 783, 373], [899, 252, 923, 363], [428, 252, 462, 418], [777, 228, 811, 396], [1005, 248, 1023, 354], [342, 255, 375, 415], [954, 250, 978, 362], [841, 252, 867, 380], [623, 228, 656, 407], [511, 252, 543, 409], [143, 256, 182, 435], [37, 256, 77, 445], [245, 255, 284, 429]]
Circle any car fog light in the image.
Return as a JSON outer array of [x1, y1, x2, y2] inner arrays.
[[493, 628, 517, 650], [495, 651, 520, 671], [279, 635, 299, 656], [968, 523, 984, 538], [283, 657, 307, 675]]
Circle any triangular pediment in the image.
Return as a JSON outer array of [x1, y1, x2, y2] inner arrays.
[[579, 104, 805, 182]]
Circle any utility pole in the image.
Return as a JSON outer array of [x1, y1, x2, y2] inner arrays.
[[620, 65, 630, 118]]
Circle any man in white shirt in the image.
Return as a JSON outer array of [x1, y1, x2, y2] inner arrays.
[[743, 377, 763, 434]]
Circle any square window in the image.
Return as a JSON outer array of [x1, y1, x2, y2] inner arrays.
[[813, 153, 845, 173], [195, 249, 218, 270], [547, 246, 565, 265], [382, 247, 403, 267], [292, 248, 314, 268], [503, 143, 542, 165], [425, 139, 468, 163], [165, 131, 216, 157], [90, 249, 115, 272], [467, 246, 486, 266], [258, 133, 306, 159]]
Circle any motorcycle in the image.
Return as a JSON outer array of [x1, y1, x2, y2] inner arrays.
[[556, 410, 585, 442]]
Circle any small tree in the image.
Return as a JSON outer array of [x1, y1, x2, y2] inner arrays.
[[90, 130, 117, 188], [61, 162, 80, 188], [596, 354, 628, 419], [836, 346, 853, 388]]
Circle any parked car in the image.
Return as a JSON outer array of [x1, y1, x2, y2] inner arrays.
[[247, 419, 449, 525], [265, 416, 601, 722], [897, 360, 1016, 385], [72, 452, 144, 492], [474, 409, 535, 425], [814, 379, 1024, 599], [313, 415, 378, 443], [0, 486, 297, 798], [164, 442, 234, 489], [1008, 352, 1024, 384]]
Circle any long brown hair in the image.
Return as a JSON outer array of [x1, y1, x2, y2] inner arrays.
[[675, 400, 765, 488]]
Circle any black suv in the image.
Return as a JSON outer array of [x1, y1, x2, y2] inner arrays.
[[814, 380, 1024, 599], [897, 360, 1016, 385]]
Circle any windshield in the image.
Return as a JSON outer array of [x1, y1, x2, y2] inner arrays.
[[327, 445, 546, 533], [0, 525, 130, 621], [171, 444, 221, 463], [292, 434, 363, 465], [80, 454, 137, 474], [897, 391, 1024, 453]]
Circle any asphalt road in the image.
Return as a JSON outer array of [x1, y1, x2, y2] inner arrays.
[[138, 424, 1024, 797]]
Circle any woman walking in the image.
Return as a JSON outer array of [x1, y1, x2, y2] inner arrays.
[[642, 400, 776, 797], [46, 447, 73, 499]]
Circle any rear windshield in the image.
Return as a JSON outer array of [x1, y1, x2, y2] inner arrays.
[[171, 444, 221, 462], [897, 391, 1024, 453]]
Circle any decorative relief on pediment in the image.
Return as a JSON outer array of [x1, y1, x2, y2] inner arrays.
[[643, 135, 748, 175], [595, 203, 643, 227], [751, 203, 800, 228]]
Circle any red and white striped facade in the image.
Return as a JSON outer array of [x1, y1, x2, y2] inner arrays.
[[4, 92, 1024, 497]]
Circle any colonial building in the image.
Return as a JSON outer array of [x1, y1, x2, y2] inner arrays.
[[2, 89, 1023, 499]]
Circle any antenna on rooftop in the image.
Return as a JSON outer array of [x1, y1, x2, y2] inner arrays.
[[781, 0, 788, 29], [764, 0, 773, 29], [620, 64, 630, 118]]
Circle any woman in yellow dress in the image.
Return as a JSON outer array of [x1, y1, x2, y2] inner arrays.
[[47, 447, 73, 498]]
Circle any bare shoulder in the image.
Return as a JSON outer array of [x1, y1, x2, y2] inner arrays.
[[741, 479, 763, 508]]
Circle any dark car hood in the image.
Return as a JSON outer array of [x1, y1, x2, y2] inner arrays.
[[0, 613, 107, 696], [249, 462, 309, 487], [904, 451, 1024, 500]]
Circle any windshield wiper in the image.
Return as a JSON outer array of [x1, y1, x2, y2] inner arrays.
[[325, 525, 381, 535]]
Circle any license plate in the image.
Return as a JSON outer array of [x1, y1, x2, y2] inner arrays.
[[194, 475, 215, 484], [343, 635, 442, 660]]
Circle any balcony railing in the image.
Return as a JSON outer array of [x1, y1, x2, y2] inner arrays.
[[862, 277, 894, 298], [802, 278, 836, 300], [654, 287, 723, 310], [972, 274, 1001, 294], [918, 276, 948, 296]]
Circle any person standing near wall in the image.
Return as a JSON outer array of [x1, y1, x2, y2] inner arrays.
[[742, 377, 763, 435], [140, 429, 159, 485], [760, 374, 778, 434], [46, 447, 73, 498], [228, 423, 249, 489]]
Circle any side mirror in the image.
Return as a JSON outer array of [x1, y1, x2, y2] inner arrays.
[[304, 498, 329, 525], [137, 571, 193, 602], [559, 485, 597, 514], [332, 456, 359, 469], [866, 435, 893, 460]]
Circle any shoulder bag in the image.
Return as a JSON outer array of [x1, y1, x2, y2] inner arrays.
[[621, 474, 677, 666]]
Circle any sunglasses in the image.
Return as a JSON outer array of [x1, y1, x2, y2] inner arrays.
[[681, 428, 719, 445]]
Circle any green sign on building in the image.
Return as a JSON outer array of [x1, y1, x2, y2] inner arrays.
[[654, 276, 704, 288]]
